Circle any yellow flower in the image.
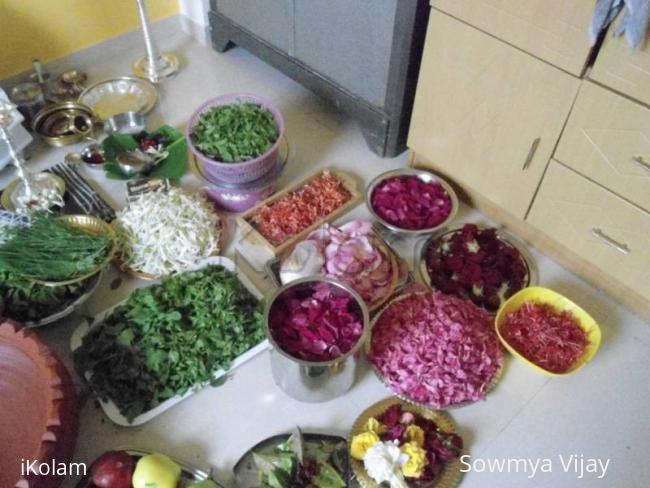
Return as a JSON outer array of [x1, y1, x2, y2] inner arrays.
[[350, 431, 380, 460], [363, 417, 388, 435], [401, 442, 428, 478], [405, 425, 425, 447]]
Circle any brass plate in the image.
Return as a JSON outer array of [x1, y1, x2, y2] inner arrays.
[[349, 397, 463, 488], [34, 214, 116, 287], [31, 101, 95, 147]]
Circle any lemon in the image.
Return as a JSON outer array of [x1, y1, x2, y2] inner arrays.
[[132, 453, 181, 488]]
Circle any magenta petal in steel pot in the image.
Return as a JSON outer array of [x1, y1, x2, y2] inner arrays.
[[186, 93, 285, 184]]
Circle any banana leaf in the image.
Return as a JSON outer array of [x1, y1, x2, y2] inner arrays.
[[102, 125, 187, 180]]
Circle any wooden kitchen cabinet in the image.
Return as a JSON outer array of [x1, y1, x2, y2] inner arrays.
[[528, 161, 650, 301], [431, 0, 593, 75], [408, 10, 580, 219], [556, 82, 650, 212], [590, 23, 650, 107]]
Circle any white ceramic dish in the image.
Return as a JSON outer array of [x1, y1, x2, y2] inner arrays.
[[70, 256, 269, 427]]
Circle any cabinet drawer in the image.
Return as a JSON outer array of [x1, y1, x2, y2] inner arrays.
[[408, 11, 579, 218], [556, 82, 650, 211], [591, 22, 650, 106], [431, 0, 593, 75], [528, 161, 650, 299]]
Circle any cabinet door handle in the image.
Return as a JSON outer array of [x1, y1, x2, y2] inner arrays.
[[631, 155, 650, 172], [591, 228, 630, 254], [522, 137, 541, 170]]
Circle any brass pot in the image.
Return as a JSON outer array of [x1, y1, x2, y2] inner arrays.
[[32, 101, 95, 147]]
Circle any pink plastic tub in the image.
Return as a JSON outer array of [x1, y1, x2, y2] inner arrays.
[[187, 94, 285, 184], [200, 156, 287, 213]]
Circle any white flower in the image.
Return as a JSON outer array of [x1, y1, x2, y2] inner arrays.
[[363, 440, 409, 488]]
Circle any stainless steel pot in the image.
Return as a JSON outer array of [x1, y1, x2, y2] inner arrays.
[[264, 276, 370, 403]]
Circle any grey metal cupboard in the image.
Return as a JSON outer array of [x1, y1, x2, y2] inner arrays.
[[209, 0, 429, 157]]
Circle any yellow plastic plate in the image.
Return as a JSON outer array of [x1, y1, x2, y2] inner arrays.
[[495, 286, 601, 376]]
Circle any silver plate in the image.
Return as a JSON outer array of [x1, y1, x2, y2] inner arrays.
[[0, 173, 66, 212], [78, 76, 157, 121], [365, 168, 459, 237], [234, 433, 349, 488]]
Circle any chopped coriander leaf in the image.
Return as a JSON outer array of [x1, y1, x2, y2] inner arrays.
[[191, 102, 278, 162]]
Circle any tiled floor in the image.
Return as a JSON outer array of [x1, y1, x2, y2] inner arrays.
[[2, 17, 648, 488]]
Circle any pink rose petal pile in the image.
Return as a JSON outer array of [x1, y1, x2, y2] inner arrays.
[[269, 282, 364, 362], [368, 291, 503, 408], [371, 175, 452, 230], [282, 220, 395, 306], [310, 220, 394, 304]]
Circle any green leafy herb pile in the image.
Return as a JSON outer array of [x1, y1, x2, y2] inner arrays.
[[73, 265, 265, 421], [191, 102, 279, 162], [0, 269, 87, 322], [0, 215, 111, 282]]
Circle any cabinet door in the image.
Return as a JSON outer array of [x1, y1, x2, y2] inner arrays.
[[431, 0, 593, 76], [216, 0, 294, 54], [408, 11, 579, 218], [555, 82, 650, 212], [293, 0, 397, 107], [590, 22, 650, 106], [528, 161, 650, 300]]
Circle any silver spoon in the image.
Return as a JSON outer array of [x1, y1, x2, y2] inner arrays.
[[117, 149, 156, 176]]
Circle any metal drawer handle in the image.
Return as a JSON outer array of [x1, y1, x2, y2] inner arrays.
[[591, 228, 630, 254], [631, 155, 650, 172], [522, 137, 541, 170]]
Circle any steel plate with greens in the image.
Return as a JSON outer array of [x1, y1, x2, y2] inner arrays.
[[0, 269, 90, 323], [190, 102, 278, 162], [236, 428, 348, 488], [73, 265, 265, 421]]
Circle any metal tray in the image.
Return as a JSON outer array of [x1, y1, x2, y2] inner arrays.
[[75, 447, 224, 488], [70, 256, 269, 426], [233, 433, 349, 488]]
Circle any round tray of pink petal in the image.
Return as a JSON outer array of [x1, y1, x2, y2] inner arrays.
[[365, 290, 504, 410]]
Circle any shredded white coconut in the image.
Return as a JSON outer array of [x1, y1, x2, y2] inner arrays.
[[114, 188, 221, 276]]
